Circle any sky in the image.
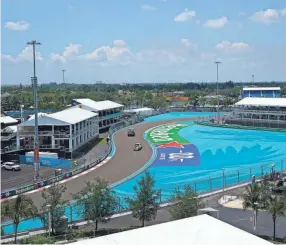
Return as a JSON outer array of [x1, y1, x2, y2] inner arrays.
[[1, 0, 286, 85]]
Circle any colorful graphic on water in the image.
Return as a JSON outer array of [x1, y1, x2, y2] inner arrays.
[[148, 123, 201, 167], [154, 141, 200, 166], [147, 123, 189, 144]]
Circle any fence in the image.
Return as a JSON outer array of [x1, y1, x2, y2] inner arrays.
[[2, 158, 286, 235]]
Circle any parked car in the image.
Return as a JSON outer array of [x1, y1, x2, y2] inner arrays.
[[127, 128, 135, 137], [134, 143, 142, 151], [2, 162, 21, 171]]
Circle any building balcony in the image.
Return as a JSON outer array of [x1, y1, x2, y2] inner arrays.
[[99, 112, 123, 120]]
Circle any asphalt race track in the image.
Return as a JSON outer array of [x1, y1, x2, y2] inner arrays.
[[4, 118, 195, 208]]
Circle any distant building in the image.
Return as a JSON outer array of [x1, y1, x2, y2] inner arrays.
[[242, 87, 280, 98], [166, 96, 189, 106], [72, 99, 124, 132]]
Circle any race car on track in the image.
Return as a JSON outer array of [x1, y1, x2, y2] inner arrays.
[[127, 128, 135, 137], [134, 143, 142, 151]]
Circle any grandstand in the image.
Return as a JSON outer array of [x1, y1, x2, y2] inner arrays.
[[242, 87, 280, 98], [224, 97, 286, 129]]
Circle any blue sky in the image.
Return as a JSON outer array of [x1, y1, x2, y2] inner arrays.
[[2, 0, 286, 84]]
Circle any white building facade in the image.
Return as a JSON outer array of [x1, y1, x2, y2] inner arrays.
[[16, 107, 99, 158], [72, 99, 124, 132]]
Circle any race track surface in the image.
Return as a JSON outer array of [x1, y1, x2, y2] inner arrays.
[[13, 118, 195, 208]]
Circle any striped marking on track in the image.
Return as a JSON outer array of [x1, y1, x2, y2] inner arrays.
[[1, 157, 112, 202]]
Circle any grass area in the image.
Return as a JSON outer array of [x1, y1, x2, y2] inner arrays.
[[97, 137, 107, 145]]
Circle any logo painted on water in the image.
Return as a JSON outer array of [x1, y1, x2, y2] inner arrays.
[[153, 141, 200, 167]]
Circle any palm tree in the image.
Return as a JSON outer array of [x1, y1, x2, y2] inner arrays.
[[266, 195, 285, 240], [1, 195, 38, 243], [241, 184, 261, 232]]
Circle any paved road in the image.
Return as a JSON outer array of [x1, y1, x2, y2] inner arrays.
[[16, 118, 194, 208], [1, 165, 55, 191]]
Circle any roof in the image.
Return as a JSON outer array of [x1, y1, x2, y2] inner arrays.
[[72, 215, 272, 245], [73, 98, 123, 111], [2, 125, 18, 133], [0, 116, 18, 124], [28, 113, 48, 121], [124, 107, 154, 113], [243, 87, 280, 91], [19, 108, 97, 126], [48, 107, 97, 124], [235, 97, 286, 108]]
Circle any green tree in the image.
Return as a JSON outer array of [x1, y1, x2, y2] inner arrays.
[[1, 195, 38, 243], [168, 185, 204, 220], [266, 195, 285, 240], [73, 178, 117, 236], [126, 172, 160, 227], [41, 183, 67, 235], [242, 184, 261, 231]]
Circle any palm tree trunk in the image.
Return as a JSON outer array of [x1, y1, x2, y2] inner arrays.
[[14, 223, 19, 244], [95, 220, 98, 231], [273, 216, 276, 241], [141, 218, 145, 227]]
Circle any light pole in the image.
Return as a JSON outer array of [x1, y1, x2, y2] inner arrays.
[[62, 69, 66, 105], [46, 204, 51, 236], [20, 104, 24, 122], [221, 168, 225, 199], [214, 61, 221, 123], [27, 40, 41, 182], [237, 170, 240, 183], [252, 74, 254, 84]]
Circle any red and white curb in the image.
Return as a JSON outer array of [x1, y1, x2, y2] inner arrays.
[[1, 157, 112, 202]]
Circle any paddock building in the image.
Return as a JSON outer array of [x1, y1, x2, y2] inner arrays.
[[72, 99, 123, 132], [16, 107, 99, 158]]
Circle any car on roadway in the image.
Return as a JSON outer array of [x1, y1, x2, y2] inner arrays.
[[127, 128, 135, 137], [2, 162, 21, 171], [134, 143, 142, 151]]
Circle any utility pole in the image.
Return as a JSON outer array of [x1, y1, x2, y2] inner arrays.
[[214, 61, 221, 123], [27, 40, 41, 182], [62, 69, 66, 105]]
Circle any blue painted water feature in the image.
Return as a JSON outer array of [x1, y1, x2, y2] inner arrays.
[[3, 112, 286, 234]]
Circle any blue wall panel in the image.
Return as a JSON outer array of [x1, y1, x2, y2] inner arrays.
[[19, 155, 72, 169]]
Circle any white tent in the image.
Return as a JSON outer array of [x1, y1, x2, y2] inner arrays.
[[72, 215, 272, 245]]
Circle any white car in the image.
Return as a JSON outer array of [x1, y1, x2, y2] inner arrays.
[[2, 162, 21, 171]]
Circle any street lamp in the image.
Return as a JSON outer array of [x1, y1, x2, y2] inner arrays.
[[20, 104, 24, 122], [209, 176, 212, 191], [252, 74, 254, 84], [221, 168, 225, 199], [271, 163, 275, 175], [46, 204, 51, 236], [260, 164, 264, 177], [253, 202, 259, 232], [214, 61, 221, 124], [237, 170, 240, 183], [27, 40, 41, 182]]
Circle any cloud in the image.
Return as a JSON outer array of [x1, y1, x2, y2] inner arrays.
[[200, 52, 217, 61], [280, 8, 286, 16], [250, 9, 280, 24], [141, 4, 156, 11], [2, 46, 43, 63], [180, 39, 198, 50], [174, 9, 196, 22], [51, 43, 82, 63], [216, 41, 249, 52], [81, 40, 133, 66], [203, 16, 228, 28], [4, 21, 30, 31]]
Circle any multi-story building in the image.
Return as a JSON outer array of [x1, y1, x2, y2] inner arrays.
[[16, 107, 99, 158], [242, 87, 281, 98], [224, 97, 286, 129], [72, 99, 123, 132]]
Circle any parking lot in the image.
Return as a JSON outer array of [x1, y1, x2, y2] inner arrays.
[[1, 164, 56, 191]]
